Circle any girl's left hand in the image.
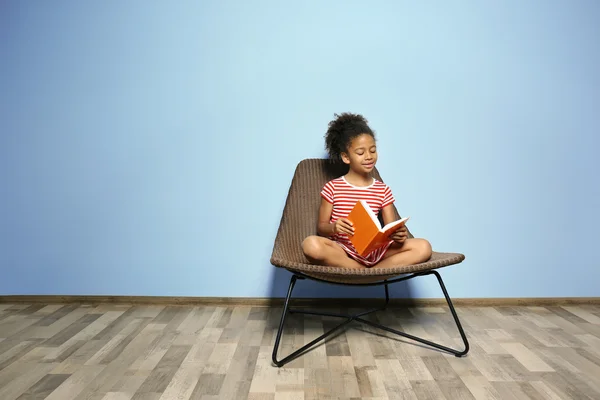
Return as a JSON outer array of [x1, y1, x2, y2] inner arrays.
[[389, 225, 408, 244]]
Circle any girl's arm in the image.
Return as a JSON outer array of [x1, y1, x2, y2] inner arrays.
[[382, 204, 408, 244], [317, 198, 335, 237], [381, 204, 398, 226], [317, 198, 354, 237]]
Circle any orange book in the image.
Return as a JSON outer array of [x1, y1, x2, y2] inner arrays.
[[346, 200, 410, 257]]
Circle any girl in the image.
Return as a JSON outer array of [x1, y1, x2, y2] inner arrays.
[[302, 112, 432, 269]]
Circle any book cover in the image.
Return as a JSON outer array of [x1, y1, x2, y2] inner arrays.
[[346, 200, 409, 257]]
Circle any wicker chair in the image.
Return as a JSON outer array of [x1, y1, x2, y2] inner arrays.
[[270, 158, 469, 367]]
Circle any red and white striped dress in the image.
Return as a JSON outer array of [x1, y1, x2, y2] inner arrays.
[[321, 176, 396, 266]]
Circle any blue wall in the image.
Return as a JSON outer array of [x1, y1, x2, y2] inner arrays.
[[2, 1, 599, 298]]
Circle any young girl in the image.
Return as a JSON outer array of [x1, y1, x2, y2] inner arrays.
[[302, 112, 432, 269]]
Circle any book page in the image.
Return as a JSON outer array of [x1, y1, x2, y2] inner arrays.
[[380, 217, 409, 234]]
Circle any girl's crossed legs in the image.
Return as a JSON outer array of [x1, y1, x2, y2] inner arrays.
[[302, 236, 432, 269]]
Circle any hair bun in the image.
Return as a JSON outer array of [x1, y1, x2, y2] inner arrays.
[[324, 112, 375, 162]]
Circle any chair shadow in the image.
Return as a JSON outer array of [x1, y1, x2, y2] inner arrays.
[[268, 265, 415, 300], [349, 325, 453, 354], [290, 324, 445, 355]]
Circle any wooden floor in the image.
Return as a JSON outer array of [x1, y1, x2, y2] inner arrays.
[[1, 302, 599, 399]]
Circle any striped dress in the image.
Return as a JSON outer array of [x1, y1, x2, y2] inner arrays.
[[321, 176, 396, 266]]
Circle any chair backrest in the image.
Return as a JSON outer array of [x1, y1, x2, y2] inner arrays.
[[271, 158, 412, 266]]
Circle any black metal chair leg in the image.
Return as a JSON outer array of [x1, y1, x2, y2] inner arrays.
[[430, 269, 470, 356], [272, 275, 298, 366], [355, 270, 469, 357], [384, 282, 390, 307], [272, 275, 354, 367], [352, 271, 469, 357]]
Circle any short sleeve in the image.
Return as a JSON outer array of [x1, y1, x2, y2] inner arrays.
[[382, 184, 395, 207], [320, 180, 334, 204]]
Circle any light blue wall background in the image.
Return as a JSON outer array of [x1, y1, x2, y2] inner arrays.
[[2, 1, 599, 298]]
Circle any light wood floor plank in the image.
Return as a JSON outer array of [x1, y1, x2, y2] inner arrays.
[[43, 311, 126, 362], [499, 342, 554, 372], [327, 356, 360, 398], [216, 345, 260, 399], [460, 375, 502, 400], [0, 362, 58, 400], [375, 359, 414, 399], [45, 365, 106, 400], [561, 306, 600, 324], [157, 360, 203, 400]]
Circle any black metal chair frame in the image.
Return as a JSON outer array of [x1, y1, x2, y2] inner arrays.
[[272, 269, 470, 367]]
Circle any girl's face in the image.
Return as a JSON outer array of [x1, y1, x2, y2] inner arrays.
[[341, 134, 377, 174]]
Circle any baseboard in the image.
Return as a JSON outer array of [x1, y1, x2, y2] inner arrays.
[[0, 295, 598, 307]]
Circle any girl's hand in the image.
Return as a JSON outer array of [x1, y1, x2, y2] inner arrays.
[[333, 218, 354, 236], [390, 225, 408, 244]]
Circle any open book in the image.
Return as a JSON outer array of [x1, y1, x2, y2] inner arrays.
[[346, 200, 409, 257]]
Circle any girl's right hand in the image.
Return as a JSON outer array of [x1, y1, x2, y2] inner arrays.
[[333, 218, 354, 236]]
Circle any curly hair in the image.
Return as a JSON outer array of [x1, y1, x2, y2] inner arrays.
[[324, 112, 375, 162]]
